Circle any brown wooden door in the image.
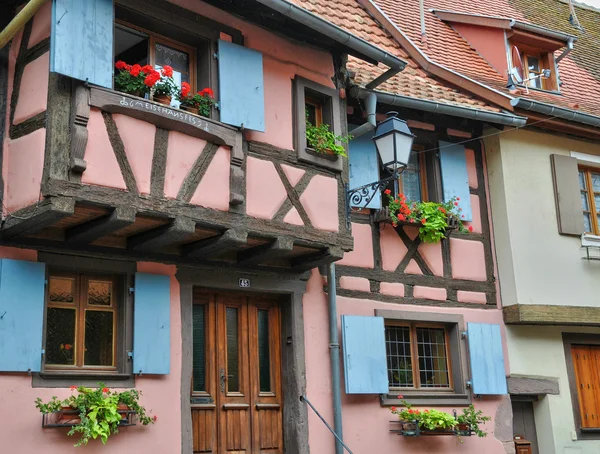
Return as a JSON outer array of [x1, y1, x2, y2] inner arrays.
[[192, 290, 283, 454]]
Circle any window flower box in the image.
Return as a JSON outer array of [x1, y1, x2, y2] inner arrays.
[[391, 420, 473, 437], [42, 404, 137, 428], [374, 207, 460, 233]]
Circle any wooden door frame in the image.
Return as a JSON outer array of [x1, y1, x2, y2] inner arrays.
[[177, 265, 309, 454]]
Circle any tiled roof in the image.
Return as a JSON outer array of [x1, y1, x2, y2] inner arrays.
[[372, 0, 600, 117], [286, 0, 503, 112]]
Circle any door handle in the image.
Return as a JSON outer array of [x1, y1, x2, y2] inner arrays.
[[219, 369, 234, 394]]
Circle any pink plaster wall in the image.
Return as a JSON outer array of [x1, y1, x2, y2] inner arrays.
[[451, 238, 487, 281], [28, 1, 51, 48], [246, 157, 287, 219], [283, 207, 304, 226], [380, 282, 404, 297], [5, 128, 45, 212], [466, 148, 478, 189], [190, 146, 230, 210], [465, 194, 482, 233], [0, 258, 182, 454], [451, 23, 508, 75], [281, 163, 305, 187], [303, 272, 509, 454], [338, 223, 374, 268], [13, 52, 49, 125], [457, 290, 487, 304], [339, 276, 370, 292], [113, 114, 157, 195], [414, 285, 447, 301], [164, 131, 205, 199], [416, 241, 443, 276], [300, 175, 339, 232]]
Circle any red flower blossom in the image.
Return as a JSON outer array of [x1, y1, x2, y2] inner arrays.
[[200, 87, 214, 98], [424, 410, 429, 413], [454, 202, 459, 206], [398, 395, 403, 398], [153, 415, 158, 422], [102, 387, 109, 393], [384, 189, 391, 195], [129, 64, 142, 77], [462, 215, 465, 219], [115, 60, 128, 71], [468, 225, 473, 232], [391, 406, 397, 412], [421, 218, 427, 225], [141, 64, 154, 74], [408, 409, 414, 414], [161, 65, 173, 77], [456, 197, 460, 201], [64, 344, 72, 351], [181, 82, 191, 98], [144, 71, 160, 87], [70, 386, 77, 391], [397, 214, 405, 221]]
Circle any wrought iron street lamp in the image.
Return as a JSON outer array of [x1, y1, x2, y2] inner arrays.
[[345, 112, 415, 229]]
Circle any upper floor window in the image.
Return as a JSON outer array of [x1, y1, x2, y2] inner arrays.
[[579, 167, 600, 235], [398, 151, 427, 203], [509, 43, 558, 92]]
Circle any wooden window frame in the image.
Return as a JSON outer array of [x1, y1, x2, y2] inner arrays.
[[509, 40, 559, 92], [33, 253, 135, 388], [377, 310, 471, 406], [386, 322, 453, 391], [563, 333, 600, 440], [579, 166, 600, 235], [115, 20, 198, 94], [397, 147, 429, 203]]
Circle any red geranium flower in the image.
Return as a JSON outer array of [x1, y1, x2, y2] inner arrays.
[[144, 71, 160, 87], [391, 406, 397, 412], [181, 82, 191, 98], [141, 64, 154, 74], [102, 387, 109, 393], [398, 214, 405, 221], [153, 415, 158, 422], [70, 386, 77, 391], [129, 64, 142, 77], [456, 197, 460, 201], [64, 344, 72, 351], [200, 87, 214, 98], [161, 65, 173, 77], [421, 218, 427, 225], [384, 189, 391, 195], [454, 202, 459, 206], [468, 225, 473, 232], [462, 215, 465, 218], [115, 60, 128, 70]]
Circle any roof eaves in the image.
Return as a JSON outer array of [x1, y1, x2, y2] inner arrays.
[[431, 10, 513, 30], [511, 97, 600, 127], [510, 20, 578, 43]]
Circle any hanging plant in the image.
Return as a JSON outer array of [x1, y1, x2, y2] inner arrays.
[[385, 191, 472, 243], [306, 120, 351, 157], [177, 82, 216, 117]]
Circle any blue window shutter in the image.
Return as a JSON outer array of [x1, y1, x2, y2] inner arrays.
[[218, 40, 265, 132], [439, 141, 472, 221], [467, 323, 507, 395], [51, 0, 114, 89], [349, 129, 381, 209], [133, 273, 171, 374], [341, 315, 388, 394], [0, 259, 46, 372]]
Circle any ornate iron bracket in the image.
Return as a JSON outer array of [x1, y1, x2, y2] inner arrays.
[[344, 172, 400, 229]]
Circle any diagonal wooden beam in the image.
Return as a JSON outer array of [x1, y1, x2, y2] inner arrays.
[[238, 237, 294, 266], [394, 225, 433, 275], [66, 206, 136, 246], [184, 228, 248, 258], [290, 246, 344, 272], [272, 163, 313, 226], [2, 197, 75, 240], [177, 142, 219, 202], [128, 216, 196, 251]]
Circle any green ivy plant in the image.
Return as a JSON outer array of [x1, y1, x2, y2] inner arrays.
[[385, 190, 473, 243], [305, 120, 351, 157], [35, 383, 155, 447], [456, 404, 492, 438]]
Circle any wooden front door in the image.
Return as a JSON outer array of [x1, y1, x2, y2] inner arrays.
[[191, 289, 283, 454]]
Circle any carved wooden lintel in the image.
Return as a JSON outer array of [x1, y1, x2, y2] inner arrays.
[[70, 84, 91, 173]]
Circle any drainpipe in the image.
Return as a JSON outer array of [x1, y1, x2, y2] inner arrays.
[[349, 92, 377, 139], [556, 38, 574, 64], [0, 0, 48, 50], [327, 263, 344, 454]]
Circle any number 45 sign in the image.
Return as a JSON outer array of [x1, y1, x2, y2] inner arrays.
[[239, 278, 250, 288]]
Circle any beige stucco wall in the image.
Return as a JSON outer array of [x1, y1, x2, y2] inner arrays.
[[485, 128, 600, 308], [507, 326, 600, 454]]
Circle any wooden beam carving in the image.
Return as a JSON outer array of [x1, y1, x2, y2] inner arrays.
[[184, 228, 248, 258], [2, 197, 75, 239], [70, 84, 91, 173], [291, 246, 344, 271], [128, 216, 196, 251], [66, 206, 136, 245], [238, 237, 294, 265]]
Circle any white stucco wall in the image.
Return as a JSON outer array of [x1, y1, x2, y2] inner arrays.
[[485, 128, 600, 307]]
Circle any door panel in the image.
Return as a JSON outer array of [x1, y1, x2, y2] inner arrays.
[[511, 400, 539, 454], [192, 291, 283, 454]]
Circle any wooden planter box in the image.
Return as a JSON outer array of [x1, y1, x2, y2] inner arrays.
[[374, 207, 460, 234], [390, 421, 472, 437], [42, 405, 136, 428]]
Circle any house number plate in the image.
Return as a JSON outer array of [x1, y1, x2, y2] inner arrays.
[[239, 278, 251, 288]]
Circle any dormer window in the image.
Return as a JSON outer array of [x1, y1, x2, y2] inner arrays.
[[509, 43, 557, 92]]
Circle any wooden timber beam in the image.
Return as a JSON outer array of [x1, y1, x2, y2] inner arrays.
[[1, 197, 75, 240], [238, 237, 294, 265], [66, 206, 136, 246], [504, 304, 600, 326], [128, 216, 196, 251], [291, 246, 344, 272], [184, 228, 248, 258]]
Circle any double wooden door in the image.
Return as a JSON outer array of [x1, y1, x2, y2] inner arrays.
[[191, 289, 283, 454]]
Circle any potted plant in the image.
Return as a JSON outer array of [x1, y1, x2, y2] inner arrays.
[[380, 191, 473, 243], [35, 383, 156, 446], [306, 120, 351, 158], [114, 61, 158, 98], [177, 82, 215, 117], [151, 65, 177, 105], [456, 404, 491, 437]]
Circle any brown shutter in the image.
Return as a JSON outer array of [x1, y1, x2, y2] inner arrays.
[[550, 154, 584, 236], [571, 345, 600, 428]]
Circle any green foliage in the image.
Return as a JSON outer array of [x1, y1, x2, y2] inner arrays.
[[153, 76, 178, 97], [386, 191, 471, 243], [114, 70, 149, 97], [178, 93, 215, 117], [305, 120, 351, 157], [35, 383, 155, 447], [457, 404, 492, 438]]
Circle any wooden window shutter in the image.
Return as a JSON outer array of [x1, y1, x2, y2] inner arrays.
[[50, 0, 114, 89], [0, 259, 46, 372], [218, 40, 265, 132], [341, 315, 388, 394], [133, 273, 171, 374], [571, 345, 600, 428], [439, 141, 472, 221], [348, 129, 381, 209], [550, 154, 584, 236], [466, 323, 507, 394]]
